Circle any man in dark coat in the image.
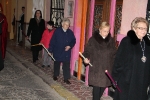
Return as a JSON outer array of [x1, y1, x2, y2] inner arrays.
[[49, 18, 76, 84], [112, 17, 150, 100], [17, 7, 25, 44]]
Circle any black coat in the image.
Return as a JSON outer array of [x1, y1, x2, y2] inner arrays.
[[112, 30, 150, 100], [83, 31, 116, 87], [27, 18, 45, 51]]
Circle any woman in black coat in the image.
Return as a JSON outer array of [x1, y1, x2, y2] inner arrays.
[[112, 17, 150, 100], [27, 10, 45, 63]]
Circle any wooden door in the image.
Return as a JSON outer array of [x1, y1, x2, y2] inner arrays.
[[93, 0, 111, 32]]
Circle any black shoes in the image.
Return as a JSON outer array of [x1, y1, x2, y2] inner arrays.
[[42, 65, 50, 68], [64, 80, 71, 84], [53, 76, 58, 81], [42, 65, 45, 68], [53, 77, 71, 85]]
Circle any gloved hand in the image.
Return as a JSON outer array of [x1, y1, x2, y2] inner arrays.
[[112, 81, 117, 89]]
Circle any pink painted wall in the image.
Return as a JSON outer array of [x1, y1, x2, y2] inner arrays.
[[109, 0, 116, 37], [120, 0, 148, 36], [70, 0, 82, 75]]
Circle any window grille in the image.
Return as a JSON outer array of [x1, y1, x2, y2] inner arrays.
[[50, 0, 65, 27]]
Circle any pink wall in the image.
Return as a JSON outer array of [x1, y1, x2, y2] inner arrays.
[[120, 0, 148, 36], [109, 0, 116, 37], [70, 0, 81, 75]]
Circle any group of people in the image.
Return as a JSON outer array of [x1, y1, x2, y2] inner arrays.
[[26, 10, 150, 100], [83, 17, 150, 100], [26, 9, 150, 100], [26, 10, 76, 84], [0, 3, 150, 99]]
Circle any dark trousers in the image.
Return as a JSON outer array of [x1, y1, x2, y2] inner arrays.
[[54, 61, 71, 80], [17, 27, 20, 43], [32, 50, 39, 62], [93, 86, 105, 100]]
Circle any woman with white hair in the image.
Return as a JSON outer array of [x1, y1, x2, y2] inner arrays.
[[48, 18, 76, 84], [112, 17, 150, 100]]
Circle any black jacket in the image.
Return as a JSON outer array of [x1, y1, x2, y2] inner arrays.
[[112, 30, 150, 100], [27, 18, 45, 50]]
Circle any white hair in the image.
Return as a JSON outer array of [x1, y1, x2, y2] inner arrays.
[[61, 18, 70, 25]]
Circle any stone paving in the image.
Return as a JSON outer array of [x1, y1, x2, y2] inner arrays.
[[7, 40, 113, 100], [1, 51, 66, 100]]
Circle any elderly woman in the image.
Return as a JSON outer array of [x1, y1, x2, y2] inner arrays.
[[112, 17, 150, 100], [48, 18, 76, 84], [83, 22, 116, 100], [27, 10, 45, 63]]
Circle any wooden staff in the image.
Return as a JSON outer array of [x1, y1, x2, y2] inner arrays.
[[41, 44, 55, 61], [31, 44, 41, 46], [79, 52, 93, 67], [105, 70, 121, 92], [0, 19, 4, 23]]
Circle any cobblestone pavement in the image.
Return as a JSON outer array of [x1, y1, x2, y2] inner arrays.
[[6, 40, 113, 100], [1, 51, 66, 100]]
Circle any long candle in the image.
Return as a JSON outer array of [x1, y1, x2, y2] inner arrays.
[[79, 52, 93, 67], [105, 70, 121, 92], [31, 44, 41, 46], [41, 44, 56, 61]]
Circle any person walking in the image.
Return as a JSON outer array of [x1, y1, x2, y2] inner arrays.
[[48, 18, 76, 84], [27, 10, 45, 63], [112, 17, 150, 100], [82, 21, 116, 100], [17, 7, 25, 44], [40, 21, 55, 68]]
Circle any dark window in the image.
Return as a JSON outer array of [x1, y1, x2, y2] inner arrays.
[[146, 0, 150, 40], [50, 0, 65, 27]]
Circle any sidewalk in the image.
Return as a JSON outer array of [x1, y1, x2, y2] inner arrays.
[[7, 40, 93, 100]]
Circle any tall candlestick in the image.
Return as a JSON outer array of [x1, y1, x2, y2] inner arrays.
[[105, 70, 121, 92], [41, 44, 56, 61], [79, 52, 93, 67]]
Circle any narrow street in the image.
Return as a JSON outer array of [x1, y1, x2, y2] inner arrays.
[[0, 51, 65, 100]]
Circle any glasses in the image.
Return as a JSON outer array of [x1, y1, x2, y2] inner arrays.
[[136, 27, 147, 31]]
